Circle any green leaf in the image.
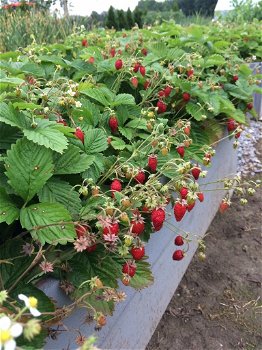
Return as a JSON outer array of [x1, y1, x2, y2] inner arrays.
[[129, 259, 154, 290], [5, 138, 54, 202], [38, 178, 81, 216], [0, 122, 22, 149], [233, 109, 247, 124], [20, 203, 76, 245], [80, 196, 104, 220], [80, 87, 112, 106], [54, 144, 95, 174], [0, 76, 24, 86], [21, 62, 45, 77], [23, 119, 68, 154], [84, 129, 108, 154], [111, 93, 135, 107], [126, 119, 148, 130], [186, 102, 205, 121], [0, 188, 20, 224], [205, 54, 226, 67], [13, 102, 42, 110], [0, 102, 29, 129], [82, 153, 105, 182], [110, 136, 126, 150], [219, 97, 236, 114], [118, 126, 134, 141]]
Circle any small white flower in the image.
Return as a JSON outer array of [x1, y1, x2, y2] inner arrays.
[[18, 294, 41, 317], [67, 88, 76, 97], [0, 316, 23, 350], [75, 101, 82, 108], [43, 107, 49, 113], [252, 55, 256, 61]]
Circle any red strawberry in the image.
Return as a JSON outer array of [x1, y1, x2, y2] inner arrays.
[[197, 192, 204, 202], [164, 86, 172, 97], [141, 48, 148, 56], [235, 131, 241, 139], [131, 76, 138, 88], [110, 179, 122, 194], [174, 235, 184, 246], [110, 48, 116, 57], [187, 68, 194, 77], [131, 246, 145, 260], [192, 166, 201, 180], [148, 154, 158, 172], [172, 249, 184, 261], [182, 92, 191, 102], [82, 39, 88, 47], [180, 187, 188, 199], [122, 262, 136, 277], [131, 215, 145, 236], [232, 75, 238, 82], [144, 80, 150, 89], [247, 102, 253, 110], [176, 145, 185, 158], [103, 222, 119, 236], [135, 170, 146, 184], [115, 59, 123, 70], [158, 90, 165, 98], [219, 200, 229, 213], [187, 202, 195, 212], [151, 208, 165, 230], [109, 115, 119, 133], [86, 244, 97, 253], [88, 56, 95, 64], [157, 100, 167, 114], [133, 62, 140, 73], [75, 224, 89, 238], [139, 65, 146, 76], [174, 201, 187, 222], [184, 126, 191, 136], [227, 118, 237, 132], [75, 127, 85, 143]]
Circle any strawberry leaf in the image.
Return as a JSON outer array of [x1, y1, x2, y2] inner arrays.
[[84, 129, 108, 154], [20, 202, 76, 245], [0, 188, 20, 224], [5, 138, 54, 202]]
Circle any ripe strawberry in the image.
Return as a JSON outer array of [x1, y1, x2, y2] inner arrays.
[[235, 131, 241, 139], [157, 100, 167, 114], [131, 246, 145, 260], [133, 62, 140, 73], [187, 68, 194, 77], [232, 75, 239, 82], [75, 224, 89, 238], [103, 222, 119, 236], [174, 235, 184, 246], [227, 118, 237, 132], [187, 202, 195, 212], [131, 76, 138, 88], [148, 154, 158, 172], [174, 201, 187, 222], [247, 102, 253, 110], [197, 192, 204, 202], [109, 115, 119, 133], [131, 220, 145, 236], [172, 249, 184, 261], [176, 145, 185, 158], [122, 262, 136, 277], [184, 125, 191, 136], [110, 48, 116, 57], [192, 166, 201, 180], [182, 92, 191, 102], [144, 80, 150, 89], [110, 179, 122, 194], [151, 208, 165, 230], [141, 48, 148, 56], [75, 127, 85, 143], [82, 39, 88, 47], [88, 56, 95, 64], [164, 86, 172, 97], [115, 59, 123, 70], [135, 170, 146, 184], [219, 200, 229, 213], [158, 90, 165, 98], [139, 65, 146, 76], [180, 187, 188, 199]]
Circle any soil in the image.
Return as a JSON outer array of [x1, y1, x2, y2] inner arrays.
[[147, 184, 262, 350]]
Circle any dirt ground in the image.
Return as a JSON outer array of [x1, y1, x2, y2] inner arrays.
[[147, 184, 262, 350]]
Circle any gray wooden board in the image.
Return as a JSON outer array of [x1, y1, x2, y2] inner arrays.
[[41, 137, 237, 350]]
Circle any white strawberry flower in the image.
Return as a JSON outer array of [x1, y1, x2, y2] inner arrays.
[[75, 101, 82, 108], [18, 294, 41, 317], [0, 316, 23, 350]]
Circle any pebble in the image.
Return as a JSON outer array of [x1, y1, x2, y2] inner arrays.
[[237, 120, 262, 177]]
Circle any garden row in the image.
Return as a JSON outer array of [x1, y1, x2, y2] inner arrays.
[[0, 22, 260, 349]]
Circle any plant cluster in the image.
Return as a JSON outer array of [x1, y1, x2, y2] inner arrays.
[[0, 23, 260, 347]]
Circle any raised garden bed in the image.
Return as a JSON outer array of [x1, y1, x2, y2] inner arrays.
[[41, 136, 237, 350]]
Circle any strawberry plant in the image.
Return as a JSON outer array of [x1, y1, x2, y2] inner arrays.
[[0, 22, 260, 347]]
